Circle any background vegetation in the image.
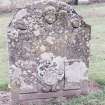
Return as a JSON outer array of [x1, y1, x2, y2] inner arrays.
[[75, 3, 105, 85], [67, 89, 105, 105]]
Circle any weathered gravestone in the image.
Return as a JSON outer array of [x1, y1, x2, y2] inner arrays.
[[7, 0, 91, 105]]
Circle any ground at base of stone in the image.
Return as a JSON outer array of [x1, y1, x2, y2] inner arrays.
[[0, 91, 11, 105], [0, 80, 102, 105]]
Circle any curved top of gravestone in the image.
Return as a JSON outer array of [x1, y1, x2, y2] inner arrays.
[[9, 0, 83, 29], [8, 0, 88, 61]]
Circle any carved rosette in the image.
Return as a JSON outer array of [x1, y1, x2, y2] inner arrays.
[[36, 53, 65, 86]]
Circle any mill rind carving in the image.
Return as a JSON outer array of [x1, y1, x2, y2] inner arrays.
[[7, 0, 91, 105]]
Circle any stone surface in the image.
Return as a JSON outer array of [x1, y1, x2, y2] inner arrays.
[[7, 0, 91, 104]]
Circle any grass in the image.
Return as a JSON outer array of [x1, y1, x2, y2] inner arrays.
[[0, 3, 105, 91], [67, 89, 105, 105], [75, 3, 105, 85], [0, 13, 13, 90]]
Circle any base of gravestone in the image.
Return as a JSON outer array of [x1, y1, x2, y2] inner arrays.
[[11, 88, 86, 105], [10, 80, 89, 105]]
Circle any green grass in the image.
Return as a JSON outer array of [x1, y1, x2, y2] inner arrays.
[[67, 89, 105, 105], [0, 3, 105, 90], [0, 13, 13, 90], [74, 3, 105, 85]]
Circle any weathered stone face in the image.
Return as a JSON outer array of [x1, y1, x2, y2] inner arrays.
[[7, 0, 91, 102]]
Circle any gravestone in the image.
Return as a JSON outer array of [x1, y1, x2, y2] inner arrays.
[[7, 0, 91, 105]]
